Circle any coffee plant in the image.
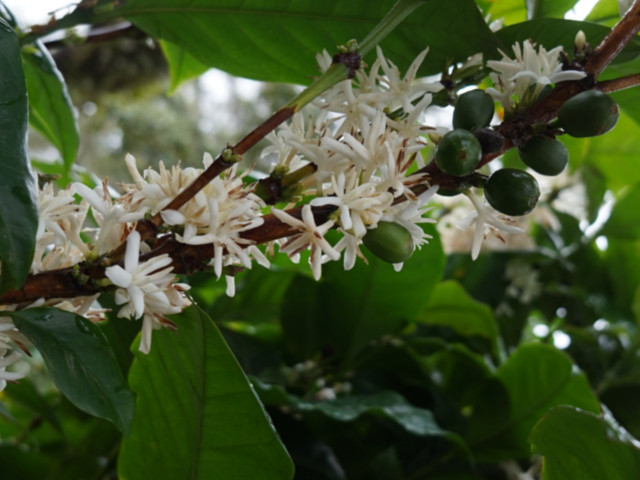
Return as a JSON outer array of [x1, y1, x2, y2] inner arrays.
[[1, 1, 640, 479]]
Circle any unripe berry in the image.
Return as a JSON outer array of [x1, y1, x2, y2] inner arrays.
[[557, 90, 619, 138], [453, 90, 495, 131], [484, 168, 540, 216], [518, 135, 568, 176], [362, 221, 413, 264], [435, 129, 482, 177]]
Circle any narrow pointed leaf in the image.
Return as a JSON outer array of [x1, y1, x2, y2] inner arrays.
[[7, 307, 135, 433], [0, 18, 38, 293], [22, 41, 79, 171], [160, 40, 209, 93], [118, 306, 294, 480]]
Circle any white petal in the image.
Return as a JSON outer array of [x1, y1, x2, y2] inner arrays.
[[124, 231, 141, 271], [105, 265, 132, 288]]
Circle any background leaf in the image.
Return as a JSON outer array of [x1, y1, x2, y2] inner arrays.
[[526, 0, 578, 20], [468, 343, 600, 459], [8, 307, 135, 433], [159, 40, 209, 93], [109, 0, 500, 84], [21, 41, 79, 171], [417, 280, 499, 349], [281, 226, 445, 364], [531, 406, 640, 480], [0, 17, 38, 293], [118, 306, 294, 480]]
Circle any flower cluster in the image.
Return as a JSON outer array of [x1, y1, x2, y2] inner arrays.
[[486, 39, 586, 112], [2, 35, 586, 390]]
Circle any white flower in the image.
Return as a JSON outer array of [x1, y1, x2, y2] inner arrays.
[[73, 180, 143, 255], [311, 171, 393, 238], [105, 231, 191, 354], [457, 192, 524, 260], [487, 40, 586, 111], [272, 205, 340, 280], [0, 316, 30, 391]]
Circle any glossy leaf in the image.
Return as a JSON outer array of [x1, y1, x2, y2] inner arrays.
[[118, 306, 294, 480], [531, 406, 640, 480], [7, 307, 135, 433], [112, 0, 499, 84], [417, 280, 499, 346], [160, 40, 209, 93], [255, 381, 460, 441], [21, 42, 78, 171], [0, 18, 38, 293], [469, 343, 600, 458]]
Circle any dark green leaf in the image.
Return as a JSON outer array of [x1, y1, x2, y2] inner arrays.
[[0, 18, 38, 293], [417, 280, 499, 347], [118, 306, 294, 480], [469, 343, 600, 458], [531, 406, 640, 480], [21, 41, 79, 171], [254, 381, 461, 442], [281, 226, 445, 363], [111, 0, 499, 84], [160, 40, 209, 93], [7, 307, 135, 433], [4, 379, 62, 432]]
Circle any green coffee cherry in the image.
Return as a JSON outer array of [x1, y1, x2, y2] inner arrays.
[[557, 90, 619, 138], [435, 129, 482, 177], [484, 168, 540, 216], [453, 90, 495, 131], [518, 135, 568, 176], [362, 221, 413, 263]]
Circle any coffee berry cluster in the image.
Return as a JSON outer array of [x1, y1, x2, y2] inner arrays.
[[434, 88, 619, 216]]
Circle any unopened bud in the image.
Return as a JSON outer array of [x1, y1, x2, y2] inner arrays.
[[575, 30, 586, 52]]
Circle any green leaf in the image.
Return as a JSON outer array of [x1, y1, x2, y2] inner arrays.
[[602, 183, 640, 239], [487, 0, 527, 25], [118, 306, 294, 480], [531, 406, 640, 480], [0, 18, 38, 293], [526, 0, 578, 19], [469, 343, 600, 459], [564, 110, 640, 193], [21, 42, 79, 171], [160, 39, 209, 93], [417, 280, 499, 346], [281, 226, 445, 363], [111, 0, 499, 84], [587, 0, 621, 26], [7, 307, 135, 433], [255, 381, 460, 441]]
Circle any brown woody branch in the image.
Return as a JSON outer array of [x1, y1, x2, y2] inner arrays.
[[5, 3, 640, 305], [0, 205, 337, 305]]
